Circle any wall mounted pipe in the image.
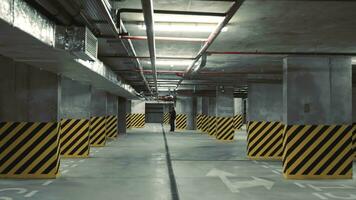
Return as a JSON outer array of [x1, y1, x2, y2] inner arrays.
[[119, 35, 207, 42], [96, 0, 153, 95], [141, 0, 158, 95], [118, 8, 226, 17]]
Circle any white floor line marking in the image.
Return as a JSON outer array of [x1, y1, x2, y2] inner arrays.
[[61, 170, 69, 174], [294, 183, 306, 188], [42, 181, 53, 186], [312, 193, 328, 200], [272, 170, 281, 175], [252, 160, 259, 164], [71, 164, 78, 168], [262, 165, 269, 169], [24, 190, 38, 198], [78, 159, 85, 163]]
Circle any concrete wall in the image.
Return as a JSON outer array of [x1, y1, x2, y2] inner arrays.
[[118, 97, 127, 134], [106, 93, 118, 116], [0, 55, 59, 122], [91, 88, 107, 117], [60, 77, 91, 119], [131, 100, 145, 113], [283, 56, 352, 124], [216, 87, 234, 117], [248, 83, 283, 122]]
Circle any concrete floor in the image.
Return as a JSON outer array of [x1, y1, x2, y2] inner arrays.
[[1, 123, 356, 200]]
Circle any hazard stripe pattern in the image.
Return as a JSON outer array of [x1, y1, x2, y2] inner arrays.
[[353, 126, 356, 159], [89, 116, 106, 147], [106, 115, 118, 139], [234, 115, 243, 130], [176, 114, 187, 130], [60, 119, 90, 158], [0, 122, 60, 179], [282, 124, 354, 179], [216, 117, 234, 141], [202, 116, 212, 133], [126, 114, 132, 129], [208, 116, 217, 136], [196, 114, 203, 131], [200, 115, 208, 132], [130, 114, 145, 128], [163, 113, 170, 124], [247, 121, 284, 160]]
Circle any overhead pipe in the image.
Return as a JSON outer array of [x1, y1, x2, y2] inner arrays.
[[176, 0, 245, 88], [118, 8, 225, 17], [206, 51, 356, 56], [141, 0, 158, 95], [96, 0, 152, 95]]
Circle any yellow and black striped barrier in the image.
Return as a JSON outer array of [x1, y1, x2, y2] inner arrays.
[[208, 116, 217, 136], [60, 119, 90, 158], [163, 113, 170, 124], [106, 115, 118, 139], [202, 116, 212, 133], [200, 115, 208, 132], [216, 117, 234, 141], [282, 124, 354, 179], [130, 113, 145, 128], [0, 122, 60, 179], [247, 121, 284, 160], [176, 114, 187, 130], [90, 116, 106, 147], [234, 115, 243, 130], [353, 127, 356, 159], [196, 114, 203, 131], [126, 114, 132, 129]]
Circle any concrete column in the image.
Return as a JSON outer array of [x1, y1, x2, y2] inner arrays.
[[208, 97, 216, 116], [176, 96, 194, 130], [234, 98, 244, 130], [60, 77, 91, 119], [91, 88, 107, 117], [130, 100, 145, 128], [215, 86, 234, 141], [282, 56, 352, 179], [202, 97, 209, 115], [106, 93, 118, 116], [118, 97, 127, 134], [0, 56, 60, 122], [0, 55, 60, 178], [246, 82, 283, 160]]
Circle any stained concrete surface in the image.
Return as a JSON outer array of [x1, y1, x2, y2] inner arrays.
[[1, 123, 356, 200]]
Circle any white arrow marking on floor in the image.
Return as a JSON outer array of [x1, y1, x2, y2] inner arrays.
[[0, 188, 27, 194], [207, 168, 240, 193], [206, 168, 274, 193]]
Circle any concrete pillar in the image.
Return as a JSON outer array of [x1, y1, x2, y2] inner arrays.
[[176, 96, 194, 130], [118, 97, 127, 134], [234, 98, 244, 130], [202, 97, 209, 115], [60, 77, 91, 119], [282, 56, 352, 179], [106, 93, 119, 139], [90, 88, 107, 147], [196, 96, 203, 131], [246, 83, 283, 160], [130, 100, 145, 128], [215, 86, 234, 141], [352, 87, 356, 160], [59, 77, 91, 157], [0, 55, 60, 178]]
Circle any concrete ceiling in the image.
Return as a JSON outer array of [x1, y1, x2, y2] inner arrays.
[[105, 0, 356, 93]]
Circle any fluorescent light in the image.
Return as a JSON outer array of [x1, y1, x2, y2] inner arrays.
[[352, 58, 356, 64], [147, 60, 193, 67], [140, 23, 228, 33]]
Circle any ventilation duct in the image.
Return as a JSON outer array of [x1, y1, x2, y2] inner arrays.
[[56, 26, 98, 61]]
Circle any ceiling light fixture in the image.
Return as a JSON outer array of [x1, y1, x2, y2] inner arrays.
[[147, 60, 193, 66], [140, 23, 228, 33]]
